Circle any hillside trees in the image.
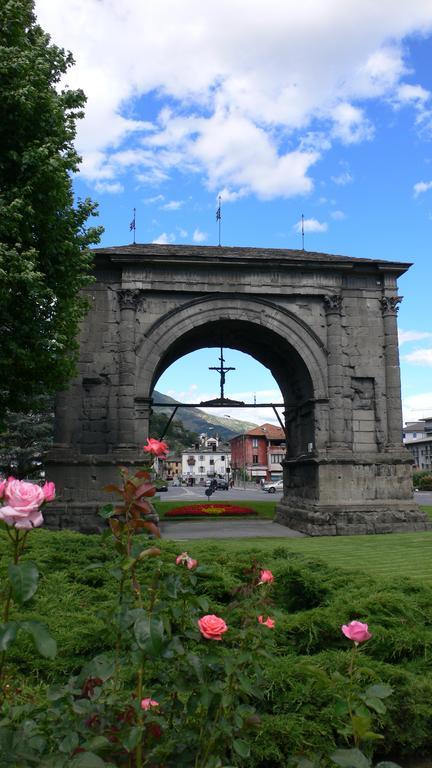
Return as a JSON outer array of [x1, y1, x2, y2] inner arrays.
[[0, 0, 102, 424]]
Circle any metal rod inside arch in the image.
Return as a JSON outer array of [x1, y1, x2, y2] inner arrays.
[[155, 400, 287, 440]]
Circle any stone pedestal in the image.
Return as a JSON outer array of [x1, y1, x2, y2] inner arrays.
[[275, 452, 430, 535], [44, 448, 147, 533]]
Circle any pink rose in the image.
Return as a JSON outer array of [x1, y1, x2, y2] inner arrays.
[[258, 569, 274, 585], [258, 615, 275, 629], [42, 481, 56, 502], [198, 614, 228, 641], [175, 552, 198, 569], [0, 479, 6, 498], [4, 478, 45, 512], [143, 438, 169, 458], [141, 698, 159, 711], [0, 506, 44, 529], [341, 620, 372, 644]]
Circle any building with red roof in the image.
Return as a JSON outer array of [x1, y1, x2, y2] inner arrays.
[[230, 423, 286, 482]]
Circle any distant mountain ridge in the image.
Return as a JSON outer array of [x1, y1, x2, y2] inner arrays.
[[152, 390, 257, 441]]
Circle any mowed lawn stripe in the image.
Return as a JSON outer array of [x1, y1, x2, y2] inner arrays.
[[177, 531, 432, 582]]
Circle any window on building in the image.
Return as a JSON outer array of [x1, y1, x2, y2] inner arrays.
[[199, 455, 204, 460], [209, 459, 214, 465], [252, 454, 259, 464], [221, 455, 225, 461], [252, 438, 258, 448], [199, 466, 205, 473], [271, 454, 283, 464]]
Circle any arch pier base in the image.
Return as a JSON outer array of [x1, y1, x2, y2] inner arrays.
[[276, 451, 429, 536], [44, 448, 145, 533]]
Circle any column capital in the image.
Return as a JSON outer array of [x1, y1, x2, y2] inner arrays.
[[380, 295, 402, 315], [324, 294, 343, 315], [118, 288, 145, 311]]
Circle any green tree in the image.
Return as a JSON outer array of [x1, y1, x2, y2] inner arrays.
[[149, 411, 199, 455], [0, 0, 102, 422], [0, 395, 54, 479]]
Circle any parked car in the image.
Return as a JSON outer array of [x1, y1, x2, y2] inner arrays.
[[216, 478, 229, 490], [155, 481, 168, 492], [262, 479, 283, 494]]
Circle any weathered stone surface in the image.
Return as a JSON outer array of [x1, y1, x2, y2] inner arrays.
[[46, 243, 429, 536]]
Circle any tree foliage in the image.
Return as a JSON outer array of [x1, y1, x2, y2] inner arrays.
[[149, 411, 199, 456], [0, 0, 103, 421], [0, 395, 54, 479]]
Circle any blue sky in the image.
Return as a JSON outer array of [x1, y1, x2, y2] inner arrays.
[[35, 1, 432, 426]]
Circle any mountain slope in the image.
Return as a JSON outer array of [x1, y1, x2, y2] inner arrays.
[[152, 390, 257, 441]]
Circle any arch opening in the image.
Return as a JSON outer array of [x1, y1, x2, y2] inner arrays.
[[148, 318, 319, 459]]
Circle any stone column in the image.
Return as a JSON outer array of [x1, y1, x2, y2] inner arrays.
[[116, 289, 142, 449], [380, 296, 403, 447], [52, 390, 74, 448], [134, 397, 153, 447], [324, 295, 346, 449]]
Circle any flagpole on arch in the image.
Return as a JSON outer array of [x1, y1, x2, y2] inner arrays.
[[130, 208, 136, 244], [216, 195, 222, 246]]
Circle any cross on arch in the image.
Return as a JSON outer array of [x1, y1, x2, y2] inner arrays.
[[209, 346, 235, 400]]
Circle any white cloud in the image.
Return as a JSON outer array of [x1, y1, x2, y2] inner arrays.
[[330, 209, 346, 220], [403, 348, 432, 365], [399, 329, 432, 344], [192, 228, 208, 243], [294, 218, 328, 233], [331, 168, 353, 186], [331, 103, 374, 144], [162, 200, 184, 211], [403, 392, 432, 423], [94, 181, 124, 194], [217, 187, 247, 203], [144, 194, 165, 204], [35, 0, 432, 199], [152, 232, 176, 244], [413, 180, 432, 197], [395, 82, 430, 107]]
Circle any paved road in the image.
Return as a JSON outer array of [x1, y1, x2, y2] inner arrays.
[[160, 519, 305, 539], [415, 491, 432, 505], [160, 485, 429, 505], [158, 485, 282, 503]]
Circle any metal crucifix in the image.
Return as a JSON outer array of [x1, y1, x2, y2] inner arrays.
[[209, 346, 235, 401]]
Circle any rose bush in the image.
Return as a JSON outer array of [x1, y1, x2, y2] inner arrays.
[[0, 477, 57, 702], [0, 444, 404, 767]]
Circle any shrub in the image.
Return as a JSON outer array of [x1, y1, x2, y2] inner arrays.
[[418, 474, 432, 490]]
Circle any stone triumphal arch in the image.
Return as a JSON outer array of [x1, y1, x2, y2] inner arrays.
[[46, 243, 429, 535]]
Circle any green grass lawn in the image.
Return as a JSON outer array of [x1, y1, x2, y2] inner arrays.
[[2, 523, 432, 764], [153, 503, 432, 584], [179, 530, 432, 584]]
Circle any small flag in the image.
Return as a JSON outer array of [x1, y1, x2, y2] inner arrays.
[[216, 195, 222, 246], [130, 207, 136, 244]]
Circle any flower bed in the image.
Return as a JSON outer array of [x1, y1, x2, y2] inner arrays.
[[165, 503, 257, 517]]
